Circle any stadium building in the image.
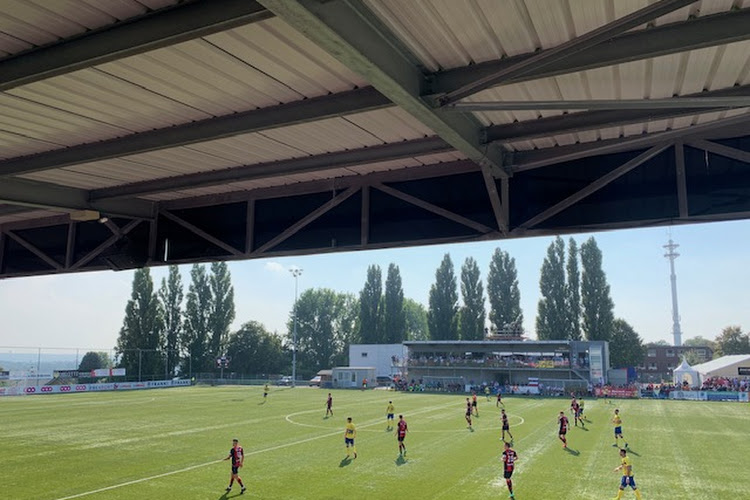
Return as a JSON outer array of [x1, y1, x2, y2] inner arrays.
[[402, 340, 609, 393]]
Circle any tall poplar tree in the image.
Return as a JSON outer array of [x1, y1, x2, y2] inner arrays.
[[536, 237, 568, 340], [180, 264, 212, 374], [359, 265, 383, 343], [383, 263, 405, 343], [428, 254, 459, 340], [580, 237, 614, 341], [460, 257, 485, 340], [404, 299, 429, 340], [487, 248, 523, 332], [159, 265, 183, 376], [566, 238, 582, 340], [116, 268, 163, 379], [209, 262, 235, 367]]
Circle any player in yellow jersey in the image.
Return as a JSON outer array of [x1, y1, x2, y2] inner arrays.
[[386, 401, 395, 429], [344, 417, 357, 459], [612, 449, 643, 499], [263, 383, 269, 402], [612, 409, 628, 448]]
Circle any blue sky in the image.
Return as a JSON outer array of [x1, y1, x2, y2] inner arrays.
[[1, 219, 748, 351]]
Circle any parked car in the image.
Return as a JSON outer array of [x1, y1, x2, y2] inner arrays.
[[309, 375, 322, 387], [376, 376, 393, 387], [276, 376, 293, 386]]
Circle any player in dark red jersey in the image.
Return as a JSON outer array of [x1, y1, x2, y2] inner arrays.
[[501, 408, 513, 441], [496, 389, 504, 408], [396, 415, 408, 455], [501, 441, 518, 499], [558, 411, 569, 448], [325, 393, 333, 417], [472, 392, 479, 416], [223, 438, 246, 494], [465, 398, 473, 429]]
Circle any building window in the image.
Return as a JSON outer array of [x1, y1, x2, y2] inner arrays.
[[697, 349, 706, 356], [666, 349, 675, 358], [647, 349, 657, 358], [361, 352, 368, 358], [667, 363, 674, 370], [648, 363, 657, 370]]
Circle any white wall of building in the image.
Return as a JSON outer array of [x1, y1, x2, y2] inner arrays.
[[331, 367, 376, 389], [349, 344, 406, 377]]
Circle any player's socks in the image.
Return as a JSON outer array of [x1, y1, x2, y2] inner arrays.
[[615, 490, 624, 500], [634, 489, 642, 499]]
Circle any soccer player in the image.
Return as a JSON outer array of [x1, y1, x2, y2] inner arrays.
[[501, 408, 513, 441], [612, 448, 643, 499], [496, 390, 504, 408], [465, 398, 473, 429], [579, 398, 585, 419], [396, 414, 408, 455], [501, 441, 518, 499], [223, 438, 246, 495], [558, 411, 569, 448], [484, 385, 491, 401], [344, 417, 357, 459], [386, 401, 395, 428], [263, 383, 269, 401], [325, 393, 333, 417], [472, 392, 479, 416], [612, 409, 628, 448]]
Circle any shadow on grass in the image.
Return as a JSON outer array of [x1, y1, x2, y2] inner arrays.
[[578, 426, 589, 432], [564, 447, 581, 456], [468, 427, 475, 433], [395, 455, 407, 466], [217, 491, 242, 499], [626, 448, 641, 457], [339, 457, 352, 468]]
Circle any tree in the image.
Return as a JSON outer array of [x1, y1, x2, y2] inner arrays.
[[566, 238, 582, 340], [159, 265, 183, 377], [487, 248, 523, 332], [609, 319, 646, 369], [683, 336, 717, 348], [78, 351, 110, 372], [225, 321, 285, 376], [383, 263, 405, 343], [116, 268, 164, 379], [180, 264, 212, 374], [288, 288, 356, 375], [536, 237, 568, 340], [403, 299, 429, 340], [459, 257, 485, 340], [428, 254, 459, 340], [715, 326, 750, 356], [209, 262, 235, 367], [359, 265, 383, 343], [580, 237, 614, 341]]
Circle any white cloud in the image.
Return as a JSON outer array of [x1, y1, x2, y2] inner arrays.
[[264, 262, 286, 273]]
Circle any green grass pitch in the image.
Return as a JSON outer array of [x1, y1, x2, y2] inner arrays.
[[2, 386, 748, 500]]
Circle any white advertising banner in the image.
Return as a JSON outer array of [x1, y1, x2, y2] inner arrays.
[[90, 368, 126, 377], [0, 379, 190, 397]]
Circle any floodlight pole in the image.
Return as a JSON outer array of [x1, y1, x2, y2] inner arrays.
[[290, 268, 303, 388]]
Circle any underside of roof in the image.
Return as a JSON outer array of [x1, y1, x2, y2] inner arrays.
[[1, 0, 749, 278]]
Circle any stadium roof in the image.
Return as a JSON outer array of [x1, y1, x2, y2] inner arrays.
[[1, 0, 750, 278], [691, 354, 750, 375]]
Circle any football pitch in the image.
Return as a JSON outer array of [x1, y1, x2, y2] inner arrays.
[[2, 386, 748, 500]]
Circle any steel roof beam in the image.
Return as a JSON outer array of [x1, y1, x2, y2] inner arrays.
[[430, 7, 750, 96], [90, 136, 453, 200], [0, 0, 273, 91], [0, 178, 154, 219], [0, 87, 392, 177], [688, 139, 750, 165], [451, 97, 750, 112], [258, 0, 509, 233], [437, 0, 698, 105], [484, 85, 750, 144], [512, 113, 750, 172]]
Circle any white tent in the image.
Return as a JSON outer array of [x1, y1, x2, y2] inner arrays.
[[692, 355, 750, 379], [673, 358, 701, 388]]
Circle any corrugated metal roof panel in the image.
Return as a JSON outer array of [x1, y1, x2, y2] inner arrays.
[[0, 209, 63, 225], [0, 0, 178, 59]]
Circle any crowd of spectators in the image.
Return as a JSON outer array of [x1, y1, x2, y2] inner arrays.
[[701, 376, 749, 392], [407, 353, 583, 369]]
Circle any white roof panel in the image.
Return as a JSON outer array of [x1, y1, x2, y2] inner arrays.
[[692, 355, 750, 375]]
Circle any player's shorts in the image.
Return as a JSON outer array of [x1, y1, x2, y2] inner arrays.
[[503, 469, 514, 479], [345, 437, 354, 445], [559, 429, 567, 435], [614, 426, 622, 435], [232, 466, 239, 474], [621, 475, 636, 489], [579, 408, 584, 414], [397, 434, 405, 442], [502, 424, 510, 431], [387, 413, 394, 419], [471, 401, 477, 407]]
